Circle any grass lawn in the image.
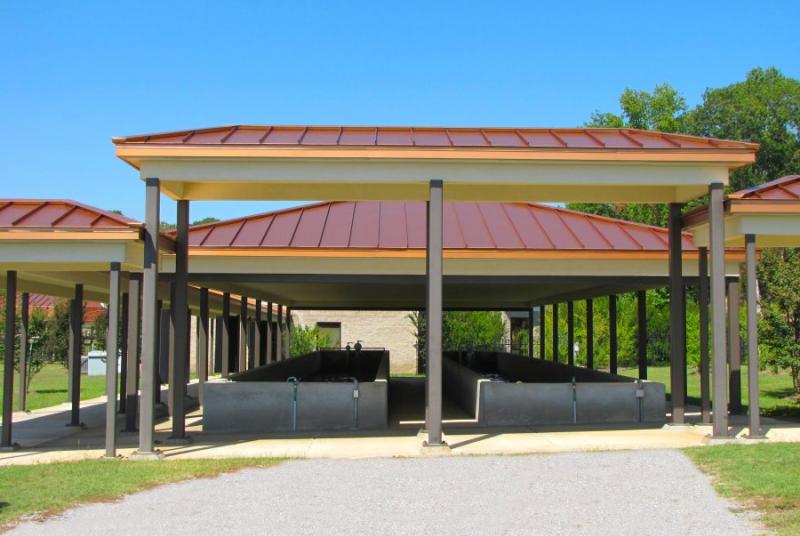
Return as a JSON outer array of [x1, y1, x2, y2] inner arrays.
[[0, 458, 282, 528], [620, 365, 800, 419], [685, 443, 800, 535], [0, 363, 107, 412]]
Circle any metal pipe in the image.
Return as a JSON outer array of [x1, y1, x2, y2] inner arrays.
[[586, 299, 594, 369], [68, 284, 83, 427], [609, 295, 617, 374], [571, 376, 577, 424], [728, 278, 742, 415], [668, 202, 686, 424], [425, 179, 444, 446], [347, 377, 360, 429], [699, 247, 711, 424], [287, 376, 299, 432], [637, 290, 647, 380]]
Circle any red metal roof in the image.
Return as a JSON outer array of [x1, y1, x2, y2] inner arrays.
[[729, 175, 800, 200], [0, 200, 141, 229], [0, 293, 106, 322], [114, 125, 757, 151], [186, 201, 696, 252]]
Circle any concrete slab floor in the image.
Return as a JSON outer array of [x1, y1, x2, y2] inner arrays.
[[3, 379, 800, 466]]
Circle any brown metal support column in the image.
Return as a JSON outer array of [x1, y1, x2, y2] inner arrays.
[[698, 247, 711, 424], [266, 303, 274, 363], [285, 307, 293, 359], [586, 299, 594, 369], [567, 301, 574, 367], [552, 304, 559, 363], [68, 284, 83, 427], [254, 299, 262, 366], [197, 288, 209, 406], [119, 291, 128, 413], [1, 271, 17, 450], [136, 177, 160, 457], [18, 292, 29, 412], [539, 305, 546, 359], [745, 234, 762, 437], [727, 278, 742, 415], [239, 296, 248, 371], [609, 295, 618, 374], [104, 262, 121, 458], [425, 179, 444, 447], [709, 183, 729, 437], [527, 308, 534, 358], [668, 202, 686, 424], [276, 305, 283, 361], [221, 292, 231, 376], [124, 274, 141, 432], [637, 290, 647, 380], [169, 199, 189, 441]]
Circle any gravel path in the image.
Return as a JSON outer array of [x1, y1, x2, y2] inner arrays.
[[9, 450, 757, 536]]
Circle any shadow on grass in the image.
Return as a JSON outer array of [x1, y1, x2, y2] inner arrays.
[[32, 389, 67, 395]]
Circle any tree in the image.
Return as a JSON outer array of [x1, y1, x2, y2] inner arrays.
[[443, 311, 507, 351], [588, 83, 687, 133], [757, 249, 800, 393], [42, 299, 71, 367], [290, 324, 331, 357]]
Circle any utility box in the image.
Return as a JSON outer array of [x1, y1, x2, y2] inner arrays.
[[86, 350, 119, 376]]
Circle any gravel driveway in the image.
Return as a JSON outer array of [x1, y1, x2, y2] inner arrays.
[[9, 450, 757, 536]]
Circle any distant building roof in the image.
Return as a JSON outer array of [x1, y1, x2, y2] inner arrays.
[[728, 175, 800, 200]]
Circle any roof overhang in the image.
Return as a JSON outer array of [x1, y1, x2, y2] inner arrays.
[[114, 126, 757, 204], [684, 199, 800, 248]]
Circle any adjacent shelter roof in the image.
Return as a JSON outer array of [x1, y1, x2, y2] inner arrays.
[[184, 201, 697, 253], [0, 200, 141, 230], [684, 176, 800, 247]]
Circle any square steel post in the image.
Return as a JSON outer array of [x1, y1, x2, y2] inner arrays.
[[254, 299, 262, 366], [197, 288, 209, 405], [745, 234, 762, 438], [727, 278, 742, 415], [221, 292, 230, 376], [68, 283, 83, 427], [698, 247, 711, 424], [609, 295, 618, 374], [425, 179, 444, 447], [668, 202, 686, 424], [586, 299, 594, 369], [124, 274, 141, 432], [213, 317, 222, 373], [239, 295, 248, 371], [567, 301, 574, 367], [1, 271, 17, 450], [169, 199, 189, 441], [285, 307, 292, 358], [18, 292, 29, 412], [104, 262, 121, 458], [119, 291, 128, 414], [552, 304, 559, 363], [135, 177, 160, 457], [266, 302, 273, 363], [527, 308, 534, 358], [276, 305, 283, 361], [539, 304, 546, 359], [709, 183, 729, 437], [637, 290, 647, 380]]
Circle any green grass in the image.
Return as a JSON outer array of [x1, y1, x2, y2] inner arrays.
[[0, 458, 282, 528], [685, 443, 800, 535], [0, 363, 107, 412], [619, 365, 800, 419]]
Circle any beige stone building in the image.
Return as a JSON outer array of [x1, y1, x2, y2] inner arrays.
[[293, 310, 419, 374]]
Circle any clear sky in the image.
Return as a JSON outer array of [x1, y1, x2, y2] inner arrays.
[[1, 1, 798, 222]]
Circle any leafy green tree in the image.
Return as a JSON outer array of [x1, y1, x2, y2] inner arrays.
[[290, 324, 331, 357], [43, 299, 71, 367], [588, 83, 687, 133], [443, 311, 507, 351], [757, 249, 800, 393]]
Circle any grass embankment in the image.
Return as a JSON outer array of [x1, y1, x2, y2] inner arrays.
[[0, 363, 106, 412], [686, 443, 800, 535], [620, 365, 799, 418], [0, 458, 282, 528]]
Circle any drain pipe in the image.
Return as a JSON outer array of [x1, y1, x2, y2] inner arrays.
[[347, 377, 360, 430], [636, 379, 645, 423], [287, 376, 299, 432], [571, 376, 577, 424]]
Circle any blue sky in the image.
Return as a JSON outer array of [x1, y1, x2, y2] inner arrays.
[[1, 1, 798, 222]]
